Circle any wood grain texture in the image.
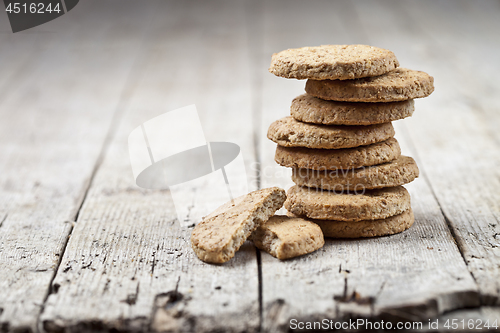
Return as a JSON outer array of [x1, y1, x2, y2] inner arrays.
[[0, 2, 153, 332], [352, 0, 500, 305], [257, 1, 482, 331], [40, 1, 260, 332]]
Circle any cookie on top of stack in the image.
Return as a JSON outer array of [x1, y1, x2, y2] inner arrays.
[[268, 45, 434, 238]]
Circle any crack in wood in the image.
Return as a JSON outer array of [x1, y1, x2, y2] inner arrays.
[[122, 283, 140, 306], [35, 221, 74, 333], [375, 280, 386, 302], [256, 247, 263, 333], [0, 213, 7, 228], [102, 279, 111, 295], [333, 276, 375, 308], [151, 244, 159, 276]]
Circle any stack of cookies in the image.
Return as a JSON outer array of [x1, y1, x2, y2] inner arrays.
[[268, 45, 434, 238]]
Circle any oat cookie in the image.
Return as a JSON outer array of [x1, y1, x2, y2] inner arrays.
[[305, 68, 434, 102], [191, 187, 286, 264], [284, 185, 410, 222], [267, 116, 394, 149], [293, 209, 414, 238], [292, 155, 419, 190], [269, 45, 399, 80], [250, 215, 324, 260], [291, 94, 414, 125], [275, 137, 401, 170]]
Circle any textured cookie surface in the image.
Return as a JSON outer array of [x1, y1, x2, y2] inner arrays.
[[191, 187, 286, 264], [267, 116, 394, 149], [305, 68, 434, 102], [293, 209, 414, 238], [250, 215, 324, 260], [269, 45, 399, 80], [291, 94, 414, 125], [292, 155, 419, 190], [275, 137, 401, 170], [284, 185, 410, 221]]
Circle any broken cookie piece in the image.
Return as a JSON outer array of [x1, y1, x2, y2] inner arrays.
[[191, 187, 286, 264], [251, 215, 324, 260]]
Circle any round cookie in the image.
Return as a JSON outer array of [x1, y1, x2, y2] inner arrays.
[[292, 155, 419, 190], [290, 94, 414, 125], [275, 137, 401, 170], [267, 116, 395, 149], [284, 185, 411, 222], [305, 68, 434, 102], [291, 209, 414, 238], [250, 215, 324, 260], [269, 45, 399, 80]]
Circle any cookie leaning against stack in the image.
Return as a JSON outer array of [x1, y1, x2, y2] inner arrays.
[[268, 44, 434, 238]]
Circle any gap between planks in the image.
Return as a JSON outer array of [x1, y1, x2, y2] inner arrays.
[[33, 1, 164, 331], [40, 1, 260, 332], [244, 0, 266, 329]]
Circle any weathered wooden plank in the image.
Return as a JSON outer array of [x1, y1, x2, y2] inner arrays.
[[0, 2, 154, 332], [257, 1, 480, 331], [353, 0, 500, 305], [41, 1, 260, 332]]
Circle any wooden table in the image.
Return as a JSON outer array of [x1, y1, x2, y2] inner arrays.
[[1, 1, 499, 332]]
